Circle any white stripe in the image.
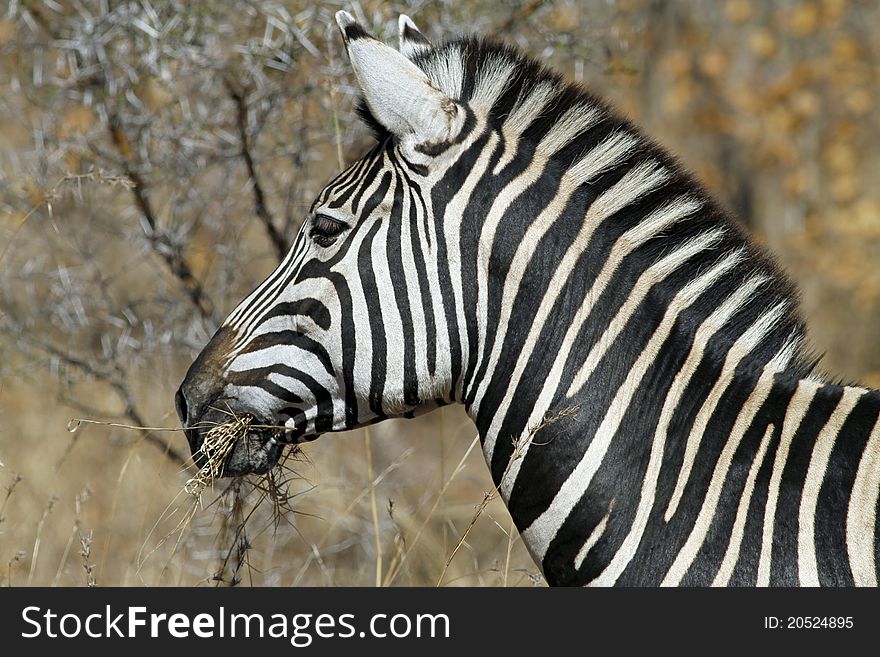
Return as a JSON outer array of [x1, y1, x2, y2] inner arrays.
[[397, 179, 436, 396], [521, 248, 741, 562], [660, 366, 779, 586], [567, 131, 640, 186], [582, 160, 671, 228], [798, 385, 865, 586], [538, 104, 602, 156], [575, 506, 613, 571], [470, 55, 516, 110], [846, 411, 880, 586], [493, 82, 560, 174], [712, 422, 776, 586], [503, 81, 559, 137], [589, 274, 766, 586], [337, 220, 377, 422], [370, 206, 407, 412], [664, 301, 790, 521], [499, 230, 728, 497], [478, 161, 672, 463], [492, 129, 521, 175], [756, 379, 819, 585], [623, 195, 702, 246]]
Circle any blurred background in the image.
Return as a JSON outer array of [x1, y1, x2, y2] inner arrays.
[[1, 0, 878, 587]]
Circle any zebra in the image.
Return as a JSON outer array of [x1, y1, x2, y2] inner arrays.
[[175, 12, 880, 586]]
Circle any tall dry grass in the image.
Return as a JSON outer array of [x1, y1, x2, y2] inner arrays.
[[0, 393, 542, 586]]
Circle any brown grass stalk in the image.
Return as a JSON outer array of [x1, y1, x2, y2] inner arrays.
[[436, 406, 579, 586], [364, 428, 383, 587], [383, 434, 481, 586]]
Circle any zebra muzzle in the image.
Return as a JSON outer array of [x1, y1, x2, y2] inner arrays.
[[184, 411, 289, 477]]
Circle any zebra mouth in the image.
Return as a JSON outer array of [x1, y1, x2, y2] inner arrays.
[[220, 425, 288, 476], [186, 420, 295, 477]]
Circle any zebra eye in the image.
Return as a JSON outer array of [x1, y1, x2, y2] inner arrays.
[[310, 214, 347, 247]]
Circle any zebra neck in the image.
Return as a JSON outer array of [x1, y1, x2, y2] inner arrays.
[[474, 329, 880, 585], [462, 207, 804, 476], [449, 141, 805, 450]]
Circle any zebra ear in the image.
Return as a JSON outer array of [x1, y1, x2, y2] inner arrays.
[[335, 11, 463, 158], [398, 15, 432, 59]]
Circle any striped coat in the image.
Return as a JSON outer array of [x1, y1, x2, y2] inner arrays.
[[176, 13, 880, 586]]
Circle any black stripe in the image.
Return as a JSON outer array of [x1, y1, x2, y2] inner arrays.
[[255, 299, 331, 331], [356, 204, 390, 418], [769, 384, 844, 585], [385, 153, 419, 406], [342, 23, 371, 42], [728, 375, 797, 586], [815, 390, 879, 586], [680, 389, 778, 585]]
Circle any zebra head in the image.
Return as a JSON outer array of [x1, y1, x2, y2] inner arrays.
[[176, 13, 473, 475]]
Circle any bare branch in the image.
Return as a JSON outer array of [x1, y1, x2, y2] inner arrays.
[[226, 78, 289, 262], [29, 338, 187, 467], [107, 113, 215, 321]]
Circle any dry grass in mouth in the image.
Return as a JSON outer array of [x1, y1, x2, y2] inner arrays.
[[184, 415, 253, 498], [107, 412, 311, 586], [61, 409, 542, 586]]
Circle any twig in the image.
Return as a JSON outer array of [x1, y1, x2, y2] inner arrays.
[[6, 551, 26, 587], [68, 418, 186, 433], [0, 473, 23, 528], [53, 488, 91, 585], [226, 79, 289, 261], [213, 479, 251, 587], [364, 428, 382, 587], [27, 494, 58, 586], [80, 531, 96, 587], [436, 406, 580, 586], [383, 435, 481, 586], [27, 338, 187, 465], [503, 516, 517, 587], [185, 416, 252, 498], [107, 113, 214, 320]]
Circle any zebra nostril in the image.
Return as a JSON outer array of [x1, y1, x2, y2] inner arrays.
[[175, 388, 188, 425]]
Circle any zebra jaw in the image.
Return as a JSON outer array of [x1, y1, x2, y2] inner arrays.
[[187, 415, 305, 477], [222, 429, 285, 476]]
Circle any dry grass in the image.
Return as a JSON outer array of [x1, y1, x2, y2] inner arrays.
[[184, 415, 252, 499], [40, 327, 516, 586], [0, 383, 544, 586]]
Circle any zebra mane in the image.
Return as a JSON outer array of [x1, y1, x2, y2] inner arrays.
[[356, 35, 818, 378], [358, 35, 636, 170]]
